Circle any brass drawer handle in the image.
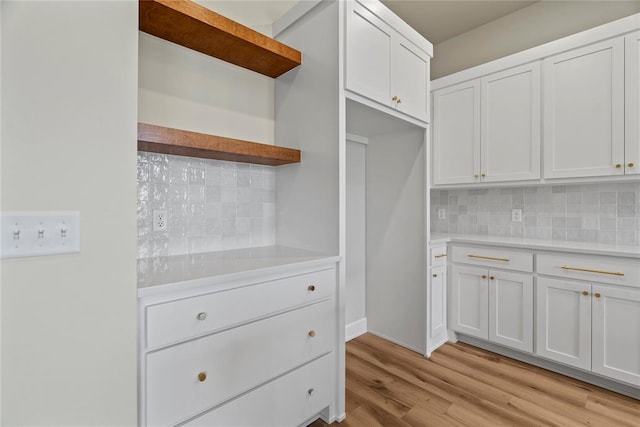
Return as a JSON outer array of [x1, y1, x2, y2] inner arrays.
[[434, 254, 447, 259], [616, 163, 622, 169], [561, 266, 624, 276], [582, 291, 589, 296], [594, 293, 601, 298], [628, 162, 635, 168], [481, 275, 487, 279], [432, 273, 438, 278], [308, 330, 316, 338], [468, 254, 510, 262], [198, 372, 207, 382], [489, 276, 495, 280], [308, 285, 316, 292]]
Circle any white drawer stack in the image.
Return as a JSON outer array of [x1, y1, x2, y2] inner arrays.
[[139, 266, 337, 426]]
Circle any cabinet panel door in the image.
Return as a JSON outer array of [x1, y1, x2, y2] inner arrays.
[[432, 80, 481, 185], [392, 35, 429, 122], [592, 285, 640, 386], [543, 37, 624, 178], [625, 31, 640, 176], [481, 62, 541, 182], [536, 278, 591, 370], [489, 270, 533, 353], [449, 265, 487, 339], [345, 1, 392, 106], [428, 265, 448, 354]]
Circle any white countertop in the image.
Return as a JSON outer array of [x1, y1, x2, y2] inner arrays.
[[430, 233, 640, 258], [137, 245, 340, 298]]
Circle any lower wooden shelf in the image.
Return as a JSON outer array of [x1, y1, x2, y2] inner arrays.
[[137, 123, 300, 166]]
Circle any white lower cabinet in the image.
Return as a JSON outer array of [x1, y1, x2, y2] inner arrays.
[[427, 263, 447, 354], [139, 265, 338, 426], [592, 285, 640, 386], [536, 277, 592, 370], [450, 262, 533, 352]]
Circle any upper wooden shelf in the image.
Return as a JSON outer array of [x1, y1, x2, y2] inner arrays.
[[138, 123, 301, 166], [139, 0, 302, 78]]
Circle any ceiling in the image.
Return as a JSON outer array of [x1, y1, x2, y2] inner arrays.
[[199, 1, 539, 43], [381, 1, 538, 44]]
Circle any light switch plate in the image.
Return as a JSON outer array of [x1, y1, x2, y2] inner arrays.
[[1, 212, 80, 259]]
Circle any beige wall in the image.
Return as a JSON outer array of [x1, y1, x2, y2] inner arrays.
[[433, 0, 640, 78], [1, 1, 138, 424]]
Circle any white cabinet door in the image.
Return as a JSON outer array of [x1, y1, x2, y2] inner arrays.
[[345, 1, 393, 106], [481, 62, 541, 182], [536, 277, 591, 370], [392, 35, 429, 122], [625, 31, 640, 176], [543, 37, 625, 179], [449, 265, 487, 339], [488, 270, 533, 353], [592, 285, 640, 386], [428, 264, 447, 354], [432, 80, 481, 185]]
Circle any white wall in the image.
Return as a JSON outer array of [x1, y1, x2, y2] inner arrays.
[[0, 1, 138, 424], [433, 0, 640, 78], [345, 141, 366, 332]]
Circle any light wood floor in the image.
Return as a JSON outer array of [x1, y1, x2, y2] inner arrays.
[[310, 333, 640, 426]]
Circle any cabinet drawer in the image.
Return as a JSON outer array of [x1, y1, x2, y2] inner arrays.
[[185, 354, 333, 426], [145, 299, 334, 427], [537, 253, 640, 287], [451, 245, 533, 272], [430, 245, 448, 267], [145, 268, 335, 349]]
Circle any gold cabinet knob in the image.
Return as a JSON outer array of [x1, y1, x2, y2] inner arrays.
[[481, 173, 486, 177], [595, 293, 601, 298], [397, 98, 402, 104], [489, 276, 495, 280], [308, 388, 315, 396], [308, 330, 316, 338], [616, 164, 622, 169], [474, 174, 479, 178], [481, 274, 487, 279], [628, 162, 635, 168], [432, 273, 438, 278], [307, 285, 316, 292], [392, 96, 398, 102], [198, 372, 207, 382], [582, 291, 589, 296], [197, 312, 207, 321]]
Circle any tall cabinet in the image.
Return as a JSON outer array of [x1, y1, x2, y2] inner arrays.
[[274, 2, 433, 408]]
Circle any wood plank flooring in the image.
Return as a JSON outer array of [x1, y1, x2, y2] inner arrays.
[[310, 334, 640, 426]]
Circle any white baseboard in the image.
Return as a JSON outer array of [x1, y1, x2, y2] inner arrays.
[[345, 318, 367, 342]]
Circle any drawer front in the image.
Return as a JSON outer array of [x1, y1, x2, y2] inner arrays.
[[145, 267, 335, 349], [537, 253, 640, 287], [451, 245, 533, 272], [430, 245, 448, 267], [145, 299, 334, 426], [185, 354, 333, 427]]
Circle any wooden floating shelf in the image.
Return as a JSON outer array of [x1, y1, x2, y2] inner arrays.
[[139, 0, 302, 78], [138, 123, 301, 166]]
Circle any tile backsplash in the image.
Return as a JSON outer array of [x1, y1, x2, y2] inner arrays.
[[431, 183, 640, 246], [137, 152, 276, 259]]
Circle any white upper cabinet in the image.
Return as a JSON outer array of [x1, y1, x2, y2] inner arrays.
[[432, 80, 481, 185], [625, 30, 640, 176], [543, 37, 625, 179], [346, 0, 431, 123], [481, 62, 541, 182], [432, 62, 540, 186]]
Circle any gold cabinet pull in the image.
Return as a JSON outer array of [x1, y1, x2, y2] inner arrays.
[[307, 285, 316, 292], [481, 274, 487, 279], [489, 276, 495, 280], [594, 293, 601, 298], [197, 312, 207, 321], [397, 98, 402, 104], [481, 173, 486, 177], [616, 163, 622, 168], [582, 291, 589, 296], [468, 254, 510, 262], [432, 273, 438, 278], [628, 162, 635, 168], [434, 254, 447, 259], [308, 330, 316, 338], [560, 266, 624, 276], [392, 96, 398, 102], [474, 173, 479, 178], [198, 372, 207, 382]]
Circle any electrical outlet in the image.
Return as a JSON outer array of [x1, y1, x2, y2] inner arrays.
[[153, 210, 168, 231], [438, 208, 446, 220], [511, 209, 522, 223]]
